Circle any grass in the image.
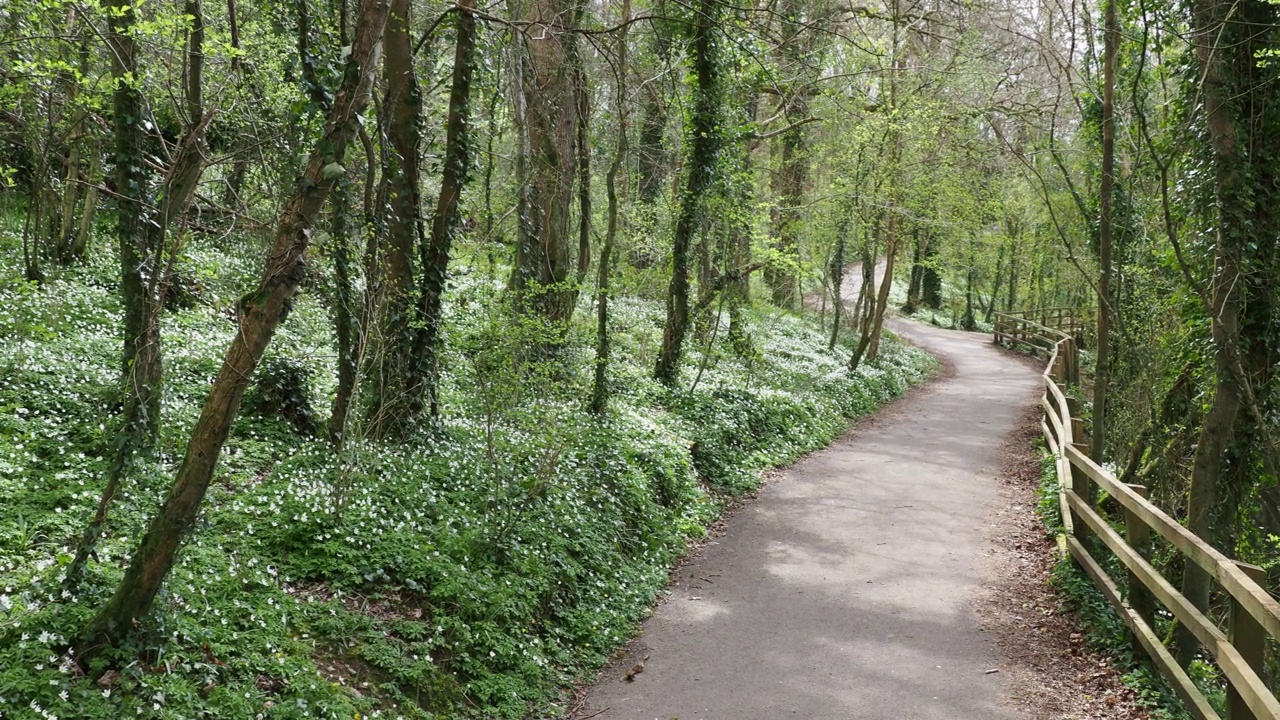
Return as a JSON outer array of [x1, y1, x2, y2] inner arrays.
[[0, 225, 936, 719]]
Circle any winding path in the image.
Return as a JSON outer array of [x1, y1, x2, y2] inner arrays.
[[573, 318, 1042, 719]]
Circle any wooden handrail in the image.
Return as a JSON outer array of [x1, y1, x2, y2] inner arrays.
[[1015, 315, 1280, 719], [1065, 444, 1280, 640], [993, 311, 1082, 371]]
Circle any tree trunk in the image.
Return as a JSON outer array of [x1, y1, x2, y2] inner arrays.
[[70, 144, 100, 261], [828, 212, 849, 350], [962, 241, 976, 331], [592, 0, 629, 415], [510, 0, 582, 324], [574, 56, 591, 291], [636, 83, 666, 207], [77, 0, 389, 660], [654, 0, 720, 385], [848, 234, 877, 372], [866, 8, 902, 359], [1005, 223, 1018, 310], [412, 0, 478, 418], [867, 212, 898, 360], [1174, 0, 1280, 667], [65, 0, 213, 590], [985, 244, 1004, 323], [921, 235, 941, 310], [107, 0, 162, 448], [325, 0, 356, 449], [764, 0, 812, 309], [367, 0, 424, 438], [903, 229, 922, 314], [55, 52, 88, 264], [1092, 0, 1116, 463], [633, 0, 671, 254], [327, 175, 359, 446], [765, 106, 807, 308]]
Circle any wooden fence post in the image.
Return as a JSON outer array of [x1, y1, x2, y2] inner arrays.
[[1068, 413, 1093, 552], [1124, 484, 1156, 659], [1227, 561, 1266, 720], [1065, 338, 1079, 386]]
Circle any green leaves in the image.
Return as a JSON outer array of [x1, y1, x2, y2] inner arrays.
[[320, 161, 346, 181]]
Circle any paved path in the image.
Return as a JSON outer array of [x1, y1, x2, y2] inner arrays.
[[573, 318, 1042, 719]]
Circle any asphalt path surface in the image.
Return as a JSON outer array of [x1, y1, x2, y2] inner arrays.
[[572, 313, 1042, 719]]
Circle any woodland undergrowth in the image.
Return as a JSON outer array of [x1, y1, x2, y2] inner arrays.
[[0, 226, 934, 719]]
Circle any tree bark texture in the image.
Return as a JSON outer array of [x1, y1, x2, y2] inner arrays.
[[108, 0, 163, 445], [66, 0, 211, 590], [764, 0, 812, 309], [654, 0, 720, 385], [413, 0, 478, 418], [77, 0, 390, 659], [1092, 0, 1116, 464], [367, 0, 424, 438], [511, 0, 582, 324], [1174, 0, 1280, 667]]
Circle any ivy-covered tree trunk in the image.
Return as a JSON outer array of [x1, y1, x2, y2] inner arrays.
[[510, 0, 582, 324], [108, 0, 162, 448], [66, 0, 211, 589], [412, 0, 478, 417], [764, 0, 812, 310], [1174, 0, 1280, 667], [654, 0, 721, 385], [77, 0, 390, 660], [592, 0, 629, 415], [1092, 0, 1116, 463], [367, 0, 424, 438]]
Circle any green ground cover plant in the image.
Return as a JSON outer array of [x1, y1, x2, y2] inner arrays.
[[0, 228, 934, 719]]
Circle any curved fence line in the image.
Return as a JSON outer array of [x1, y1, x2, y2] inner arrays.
[[995, 313, 1280, 720]]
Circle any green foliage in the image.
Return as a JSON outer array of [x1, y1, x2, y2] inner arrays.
[[244, 356, 320, 437], [0, 226, 933, 719]]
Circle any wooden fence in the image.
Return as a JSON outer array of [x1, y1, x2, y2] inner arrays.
[[1005, 317, 1280, 720], [993, 310, 1082, 381]]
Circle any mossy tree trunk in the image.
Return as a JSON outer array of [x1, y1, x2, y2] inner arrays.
[[77, 0, 390, 660], [367, 0, 425, 438], [591, 0, 629, 415], [510, 0, 582, 325], [654, 0, 721, 385], [412, 0, 478, 418], [1174, 0, 1280, 667], [66, 0, 212, 590]]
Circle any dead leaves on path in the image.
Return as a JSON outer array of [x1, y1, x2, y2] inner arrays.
[[979, 406, 1149, 720]]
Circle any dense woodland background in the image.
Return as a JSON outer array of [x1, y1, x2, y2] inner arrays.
[[0, 0, 1278, 714]]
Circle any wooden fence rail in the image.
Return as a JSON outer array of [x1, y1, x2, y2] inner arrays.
[[993, 311, 1081, 382], [999, 313, 1280, 720]]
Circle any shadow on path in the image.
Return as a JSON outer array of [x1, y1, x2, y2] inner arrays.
[[572, 317, 1041, 720]]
